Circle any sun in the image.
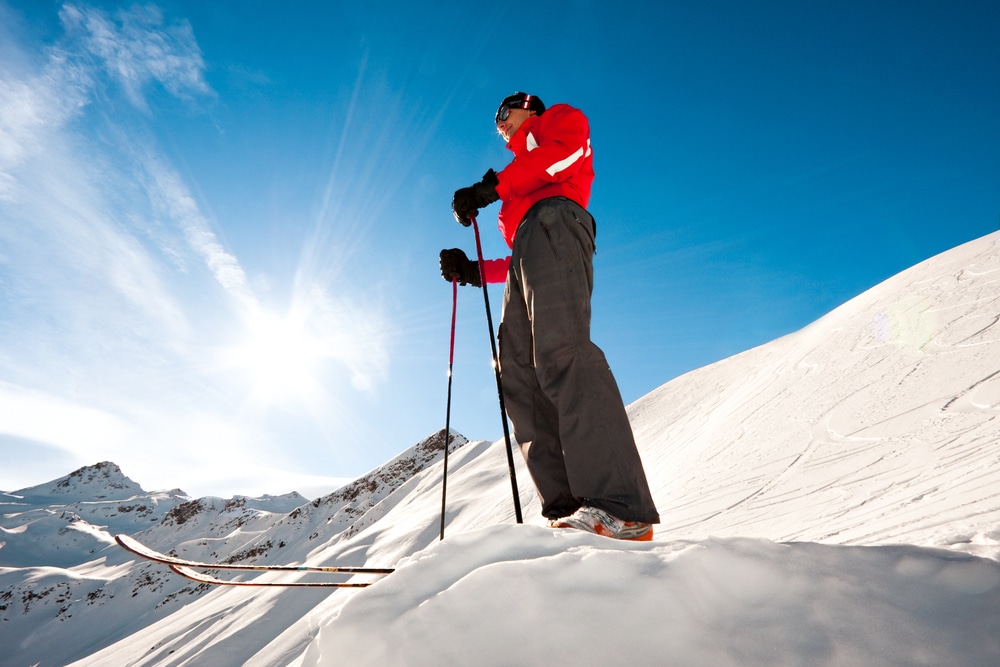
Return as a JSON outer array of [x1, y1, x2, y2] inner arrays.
[[217, 280, 391, 412], [224, 308, 327, 409]]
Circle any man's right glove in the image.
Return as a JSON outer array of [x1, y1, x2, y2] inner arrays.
[[439, 248, 481, 287], [452, 169, 500, 226]]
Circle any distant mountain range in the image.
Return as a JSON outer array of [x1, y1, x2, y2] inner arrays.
[[0, 431, 467, 667]]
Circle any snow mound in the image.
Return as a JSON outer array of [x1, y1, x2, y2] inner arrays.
[[305, 524, 1000, 667]]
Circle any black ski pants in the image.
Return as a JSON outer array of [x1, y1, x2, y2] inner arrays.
[[499, 197, 659, 524]]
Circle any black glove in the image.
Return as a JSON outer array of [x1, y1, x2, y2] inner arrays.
[[439, 248, 481, 287], [452, 169, 500, 226]]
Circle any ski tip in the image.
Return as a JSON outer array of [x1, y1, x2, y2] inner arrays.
[[115, 533, 145, 555], [171, 564, 224, 584]]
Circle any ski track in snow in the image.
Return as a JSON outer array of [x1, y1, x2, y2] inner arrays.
[[634, 234, 1000, 554]]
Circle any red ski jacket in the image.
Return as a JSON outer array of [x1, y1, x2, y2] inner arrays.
[[480, 103, 594, 283]]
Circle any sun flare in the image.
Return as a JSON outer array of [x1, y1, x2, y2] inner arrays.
[[225, 309, 327, 408], [219, 282, 390, 411]]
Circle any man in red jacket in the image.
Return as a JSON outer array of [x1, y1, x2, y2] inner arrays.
[[441, 92, 659, 541]]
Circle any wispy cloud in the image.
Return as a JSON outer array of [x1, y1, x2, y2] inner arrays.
[[0, 47, 90, 200], [0, 2, 394, 496], [139, 151, 259, 311], [0, 381, 129, 461], [59, 3, 212, 113], [0, 72, 188, 364], [0, 4, 249, 490]]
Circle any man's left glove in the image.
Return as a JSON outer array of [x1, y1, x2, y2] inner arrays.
[[439, 248, 481, 287], [452, 169, 500, 226]]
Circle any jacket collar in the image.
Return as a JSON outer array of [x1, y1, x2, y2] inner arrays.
[[506, 114, 541, 153]]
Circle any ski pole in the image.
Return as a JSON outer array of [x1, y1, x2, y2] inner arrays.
[[440, 276, 458, 541], [469, 215, 523, 524]]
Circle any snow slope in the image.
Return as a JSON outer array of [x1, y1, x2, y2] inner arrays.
[[302, 231, 1000, 666], [2, 232, 999, 666], [631, 228, 1000, 554]]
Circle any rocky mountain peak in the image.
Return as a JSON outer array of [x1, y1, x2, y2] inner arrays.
[[14, 461, 146, 502]]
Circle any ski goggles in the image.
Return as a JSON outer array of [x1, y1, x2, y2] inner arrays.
[[495, 94, 534, 124]]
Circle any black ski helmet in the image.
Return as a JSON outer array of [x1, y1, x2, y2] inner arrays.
[[495, 92, 546, 124]]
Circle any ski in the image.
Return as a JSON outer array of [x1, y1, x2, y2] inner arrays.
[[116, 534, 393, 587], [168, 564, 373, 588]]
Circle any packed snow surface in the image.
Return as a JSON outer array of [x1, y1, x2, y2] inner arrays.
[[2, 232, 999, 666], [305, 525, 1000, 666]]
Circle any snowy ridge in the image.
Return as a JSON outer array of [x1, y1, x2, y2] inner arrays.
[[2, 233, 1000, 666], [274, 428, 469, 547], [631, 230, 1000, 554]]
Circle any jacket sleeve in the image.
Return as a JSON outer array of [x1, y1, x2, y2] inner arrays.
[[480, 257, 510, 284], [495, 106, 591, 200]]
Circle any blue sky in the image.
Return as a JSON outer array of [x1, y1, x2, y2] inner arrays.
[[1, 1, 997, 498]]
